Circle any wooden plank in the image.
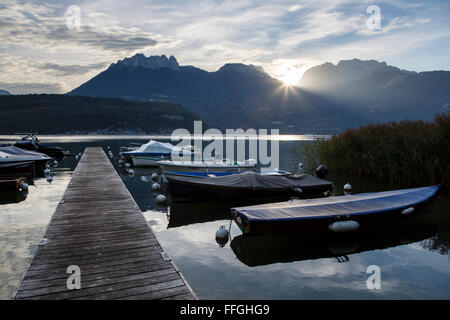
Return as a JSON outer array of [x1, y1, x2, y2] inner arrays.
[[13, 147, 196, 300]]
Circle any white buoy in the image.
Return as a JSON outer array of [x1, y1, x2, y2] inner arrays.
[[152, 183, 161, 192], [215, 226, 229, 239], [151, 173, 158, 182], [128, 169, 134, 176], [53, 160, 58, 165], [344, 182, 352, 195], [156, 194, 167, 205], [298, 162, 303, 168], [46, 176, 53, 183], [215, 226, 229, 247], [44, 168, 50, 176], [125, 163, 131, 168], [20, 182, 29, 191], [45, 163, 51, 169], [329, 220, 360, 233], [75, 154, 79, 160]]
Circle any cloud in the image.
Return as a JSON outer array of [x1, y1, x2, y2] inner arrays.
[[0, 0, 449, 94], [35, 62, 109, 76], [0, 81, 64, 94]]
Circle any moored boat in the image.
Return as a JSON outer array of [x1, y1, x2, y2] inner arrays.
[[157, 158, 257, 174], [162, 168, 290, 178], [0, 146, 51, 171], [120, 140, 200, 166], [166, 171, 332, 203], [231, 185, 440, 236], [0, 161, 35, 179], [10, 134, 65, 159], [0, 177, 29, 191]]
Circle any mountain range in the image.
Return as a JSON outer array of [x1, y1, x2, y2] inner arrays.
[[0, 89, 10, 95], [69, 54, 450, 133]]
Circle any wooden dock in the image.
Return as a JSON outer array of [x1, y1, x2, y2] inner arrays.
[[13, 147, 197, 300]]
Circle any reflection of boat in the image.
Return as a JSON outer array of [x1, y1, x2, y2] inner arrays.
[[0, 190, 28, 205], [230, 219, 439, 267], [120, 140, 199, 166], [168, 202, 232, 228], [231, 185, 439, 235], [9, 134, 65, 159], [166, 171, 332, 203]]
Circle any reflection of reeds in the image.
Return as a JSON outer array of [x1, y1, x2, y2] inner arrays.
[[303, 113, 450, 187]]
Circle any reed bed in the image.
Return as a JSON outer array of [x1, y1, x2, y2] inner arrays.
[[303, 113, 450, 187]]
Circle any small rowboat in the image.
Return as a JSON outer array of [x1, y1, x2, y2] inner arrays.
[[231, 185, 440, 236]]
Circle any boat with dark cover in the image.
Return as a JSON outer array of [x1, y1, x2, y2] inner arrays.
[[231, 185, 440, 235], [166, 171, 333, 203], [11, 134, 65, 159]]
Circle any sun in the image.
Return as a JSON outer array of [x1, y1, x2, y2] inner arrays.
[[275, 64, 303, 86]]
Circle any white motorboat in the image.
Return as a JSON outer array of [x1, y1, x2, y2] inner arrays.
[[0, 146, 51, 165], [120, 140, 200, 167]]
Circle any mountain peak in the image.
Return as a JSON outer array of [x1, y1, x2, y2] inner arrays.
[[300, 58, 402, 89], [218, 63, 268, 77], [0, 89, 10, 95], [117, 53, 180, 70]]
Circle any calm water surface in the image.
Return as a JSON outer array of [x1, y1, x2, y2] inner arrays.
[[0, 136, 448, 299]]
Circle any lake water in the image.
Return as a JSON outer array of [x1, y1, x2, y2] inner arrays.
[[0, 136, 448, 300]]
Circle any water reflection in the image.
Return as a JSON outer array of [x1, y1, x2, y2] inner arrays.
[[0, 137, 449, 300], [230, 215, 440, 267], [0, 190, 29, 205]]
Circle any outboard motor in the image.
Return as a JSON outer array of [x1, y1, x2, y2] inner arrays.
[[315, 164, 328, 179]]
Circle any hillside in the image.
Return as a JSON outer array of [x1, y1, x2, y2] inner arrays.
[[0, 94, 203, 134], [300, 59, 450, 123]]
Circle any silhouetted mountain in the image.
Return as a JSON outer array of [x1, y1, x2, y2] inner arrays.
[[69, 54, 359, 133], [0, 89, 10, 95], [300, 59, 450, 122], [69, 55, 449, 132], [0, 94, 202, 134]]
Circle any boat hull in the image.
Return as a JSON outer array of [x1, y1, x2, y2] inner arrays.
[[131, 155, 168, 167], [231, 185, 440, 236], [0, 161, 35, 178]]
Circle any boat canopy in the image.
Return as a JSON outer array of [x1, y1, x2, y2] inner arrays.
[[232, 185, 439, 222], [130, 140, 176, 155], [167, 171, 331, 190]]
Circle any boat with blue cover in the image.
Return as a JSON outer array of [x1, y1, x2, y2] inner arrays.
[[231, 185, 440, 235]]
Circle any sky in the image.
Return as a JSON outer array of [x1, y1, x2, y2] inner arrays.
[[0, 0, 449, 94]]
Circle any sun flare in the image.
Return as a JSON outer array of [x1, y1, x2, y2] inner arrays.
[[275, 63, 305, 86]]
